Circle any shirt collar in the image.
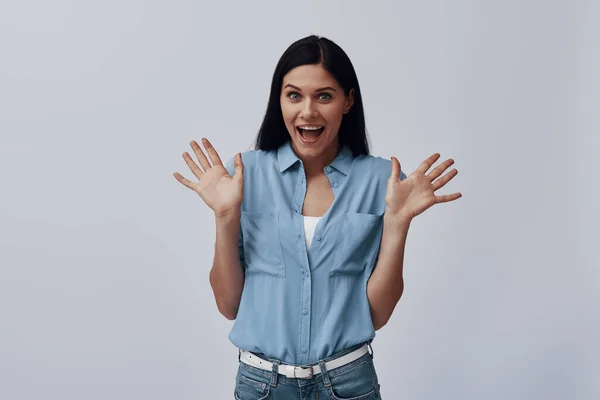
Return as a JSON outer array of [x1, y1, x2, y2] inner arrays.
[[277, 140, 353, 175]]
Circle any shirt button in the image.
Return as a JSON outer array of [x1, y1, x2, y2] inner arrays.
[[316, 235, 322, 241], [301, 348, 307, 353], [303, 309, 308, 315], [325, 166, 332, 173], [333, 182, 339, 188]]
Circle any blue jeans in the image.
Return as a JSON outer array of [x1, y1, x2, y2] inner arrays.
[[234, 342, 382, 399]]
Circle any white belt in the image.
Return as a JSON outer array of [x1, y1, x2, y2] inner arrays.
[[239, 343, 370, 379]]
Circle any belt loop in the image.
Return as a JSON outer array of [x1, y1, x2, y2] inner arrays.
[[318, 360, 331, 388], [368, 341, 374, 359], [270, 360, 280, 388]]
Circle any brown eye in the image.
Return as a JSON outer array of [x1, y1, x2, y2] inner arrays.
[[318, 93, 332, 101]]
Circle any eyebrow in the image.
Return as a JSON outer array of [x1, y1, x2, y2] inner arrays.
[[284, 84, 337, 92]]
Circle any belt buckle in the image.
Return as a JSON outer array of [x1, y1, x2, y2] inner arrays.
[[295, 366, 314, 379]]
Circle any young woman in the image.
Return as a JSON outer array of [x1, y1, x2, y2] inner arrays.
[[174, 35, 461, 400]]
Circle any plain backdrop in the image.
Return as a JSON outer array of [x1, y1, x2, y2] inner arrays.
[[1, 1, 598, 399]]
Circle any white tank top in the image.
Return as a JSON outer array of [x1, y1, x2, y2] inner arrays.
[[303, 216, 322, 250]]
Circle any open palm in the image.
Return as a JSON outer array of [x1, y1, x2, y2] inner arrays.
[[386, 153, 461, 223], [173, 138, 244, 217]]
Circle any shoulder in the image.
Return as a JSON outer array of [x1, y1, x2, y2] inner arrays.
[[224, 149, 276, 176], [360, 154, 407, 182]]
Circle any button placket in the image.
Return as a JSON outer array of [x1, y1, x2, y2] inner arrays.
[[294, 165, 312, 364]]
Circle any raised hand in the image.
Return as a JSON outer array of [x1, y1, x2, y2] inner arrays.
[[173, 138, 244, 218], [385, 153, 461, 223]]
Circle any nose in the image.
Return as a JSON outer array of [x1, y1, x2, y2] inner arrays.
[[300, 99, 318, 120]]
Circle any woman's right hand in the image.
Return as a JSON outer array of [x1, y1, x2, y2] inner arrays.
[[173, 138, 244, 218]]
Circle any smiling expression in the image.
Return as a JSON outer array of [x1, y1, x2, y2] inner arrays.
[[280, 64, 354, 167]]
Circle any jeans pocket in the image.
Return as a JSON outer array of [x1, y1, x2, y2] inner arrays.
[[331, 212, 383, 276], [327, 357, 379, 400], [241, 211, 285, 277], [234, 371, 271, 400]]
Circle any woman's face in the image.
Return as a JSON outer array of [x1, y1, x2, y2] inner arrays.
[[280, 64, 354, 165]]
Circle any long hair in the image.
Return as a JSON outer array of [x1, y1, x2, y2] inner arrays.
[[255, 35, 370, 156]]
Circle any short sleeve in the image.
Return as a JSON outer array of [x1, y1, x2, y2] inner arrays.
[[224, 155, 235, 177], [373, 156, 407, 182]]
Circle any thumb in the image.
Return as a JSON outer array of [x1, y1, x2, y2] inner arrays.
[[233, 152, 244, 180], [389, 156, 401, 181]]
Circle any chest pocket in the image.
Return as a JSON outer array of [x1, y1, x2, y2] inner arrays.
[[331, 211, 383, 276], [241, 211, 286, 278]]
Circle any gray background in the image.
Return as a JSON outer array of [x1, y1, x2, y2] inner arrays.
[[1, 0, 598, 399]]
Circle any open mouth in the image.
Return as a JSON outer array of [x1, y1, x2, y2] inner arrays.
[[297, 125, 325, 141]]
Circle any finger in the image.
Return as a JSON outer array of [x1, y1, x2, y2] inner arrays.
[[232, 152, 244, 181], [182, 152, 204, 180], [432, 168, 458, 191], [416, 153, 441, 175], [173, 172, 197, 191], [190, 140, 211, 171], [202, 138, 224, 167], [388, 157, 401, 181], [428, 158, 454, 182], [434, 192, 462, 204]]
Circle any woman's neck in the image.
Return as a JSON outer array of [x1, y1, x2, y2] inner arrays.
[[301, 142, 341, 177]]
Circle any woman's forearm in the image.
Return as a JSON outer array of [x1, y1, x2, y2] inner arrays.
[[367, 213, 410, 330], [209, 212, 245, 320]]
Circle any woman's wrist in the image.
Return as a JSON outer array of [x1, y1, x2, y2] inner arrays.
[[215, 208, 241, 225], [383, 211, 412, 233]]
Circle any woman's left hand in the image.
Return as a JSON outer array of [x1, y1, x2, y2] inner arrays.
[[385, 153, 462, 224]]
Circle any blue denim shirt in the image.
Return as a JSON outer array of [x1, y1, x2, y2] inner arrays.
[[224, 140, 406, 365]]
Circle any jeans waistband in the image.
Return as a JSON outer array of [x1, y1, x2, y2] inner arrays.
[[242, 341, 373, 367]]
